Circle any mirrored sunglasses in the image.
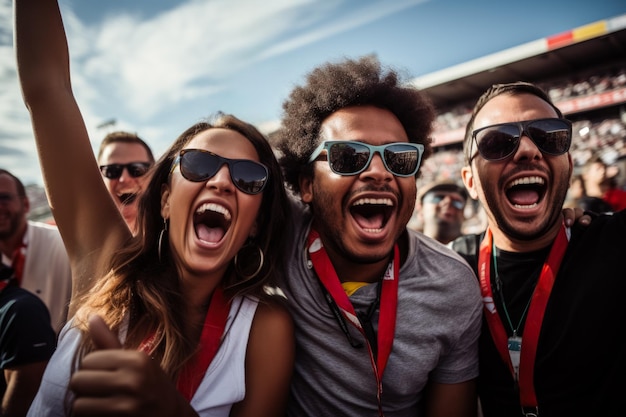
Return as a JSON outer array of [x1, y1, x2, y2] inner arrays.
[[471, 118, 571, 162], [308, 140, 425, 177], [173, 149, 268, 195], [99, 162, 152, 179], [423, 193, 465, 210]]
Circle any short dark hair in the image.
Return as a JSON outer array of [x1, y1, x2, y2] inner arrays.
[[97, 131, 155, 163], [0, 169, 26, 197], [276, 55, 435, 196], [463, 81, 563, 164]]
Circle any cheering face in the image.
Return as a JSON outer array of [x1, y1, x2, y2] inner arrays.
[[162, 128, 263, 281], [462, 94, 573, 248], [98, 142, 153, 233], [301, 106, 417, 264]]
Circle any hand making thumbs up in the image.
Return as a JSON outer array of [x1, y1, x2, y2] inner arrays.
[[69, 315, 197, 417]]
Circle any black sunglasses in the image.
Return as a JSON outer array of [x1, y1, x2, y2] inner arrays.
[[99, 162, 152, 179], [423, 193, 465, 210], [172, 149, 268, 195], [308, 141, 425, 177], [470, 118, 572, 162]]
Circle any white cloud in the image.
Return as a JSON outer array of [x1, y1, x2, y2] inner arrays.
[[63, 0, 427, 119], [73, 0, 326, 118]]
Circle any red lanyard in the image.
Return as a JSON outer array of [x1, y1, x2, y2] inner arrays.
[[139, 286, 230, 401], [478, 224, 568, 409], [307, 228, 398, 416]]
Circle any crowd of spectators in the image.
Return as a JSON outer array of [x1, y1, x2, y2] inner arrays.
[[546, 67, 626, 102]]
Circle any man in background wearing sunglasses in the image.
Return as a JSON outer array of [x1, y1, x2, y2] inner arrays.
[[414, 180, 468, 244], [97, 131, 154, 234], [453, 81, 626, 416], [275, 56, 482, 416]]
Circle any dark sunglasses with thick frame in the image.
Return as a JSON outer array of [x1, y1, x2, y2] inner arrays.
[[171, 148, 268, 195], [469, 118, 572, 162], [99, 162, 152, 179], [308, 140, 425, 177]]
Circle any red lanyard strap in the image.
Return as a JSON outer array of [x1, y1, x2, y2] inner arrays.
[[139, 286, 231, 401], [176, 286, 230, 401], [478, 224, 568, 408], [307, 228, 398, 416]]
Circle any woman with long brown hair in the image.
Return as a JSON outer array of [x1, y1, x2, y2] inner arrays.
[[15, 0, 294, 416]]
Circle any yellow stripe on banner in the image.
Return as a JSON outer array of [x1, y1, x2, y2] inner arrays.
[[572, 21, 608, 42]]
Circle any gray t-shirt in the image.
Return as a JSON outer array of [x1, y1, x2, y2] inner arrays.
[[279, 198, 482, 416]]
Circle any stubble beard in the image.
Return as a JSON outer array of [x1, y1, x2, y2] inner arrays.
[[481, 171, 571, 242], [309, 187, 392, 265]]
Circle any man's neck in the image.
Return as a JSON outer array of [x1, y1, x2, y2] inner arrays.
[[490, 220, 562, 253], [329, 251, 391, 284], [316, 237, 393, 284]]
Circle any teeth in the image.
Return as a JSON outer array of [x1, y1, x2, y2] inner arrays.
[[513, 203, 539, 209], [508, 176, 544, 188], [196, 203, 232, 221], [352, 198, 393, 206]]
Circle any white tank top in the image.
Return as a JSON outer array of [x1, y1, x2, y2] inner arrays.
[[28, 296, 259, 417]]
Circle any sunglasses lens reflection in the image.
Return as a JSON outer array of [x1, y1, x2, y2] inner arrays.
[[328, 143, 420, 176], [384, 144, 420, 176], [328, 142, 370, 174], [475, 125, 520, 160]]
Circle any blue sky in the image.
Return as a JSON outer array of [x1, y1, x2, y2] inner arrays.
[[1, 0, 626, 186]]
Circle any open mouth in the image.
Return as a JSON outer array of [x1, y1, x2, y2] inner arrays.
[[194, 203, 232, 243], [118, 193, 138, 206], [505, 176, 546, 209], [350, 198, 394, 233]]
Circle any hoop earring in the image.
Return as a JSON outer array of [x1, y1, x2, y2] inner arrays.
[[234, 242, 264, 281], [158, 219, 168, 263]]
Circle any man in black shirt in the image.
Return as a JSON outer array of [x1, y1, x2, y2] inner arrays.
[[453, 81, 626, 417]]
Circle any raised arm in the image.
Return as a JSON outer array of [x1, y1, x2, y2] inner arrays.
[[14, 0, 131, 314]]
